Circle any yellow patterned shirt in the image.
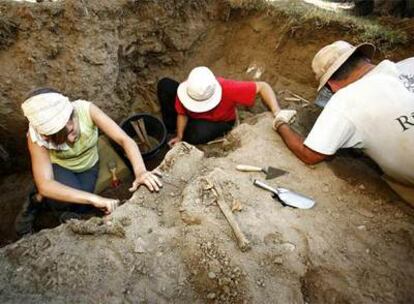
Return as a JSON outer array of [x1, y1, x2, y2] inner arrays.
[[49, 100, 99, 172]]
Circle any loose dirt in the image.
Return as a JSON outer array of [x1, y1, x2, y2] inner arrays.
[[0, 0, 413, 303], [1, 119, 413, 303]]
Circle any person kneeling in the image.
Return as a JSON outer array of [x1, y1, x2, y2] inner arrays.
[[158, 66, 281, 146], [16, 88, 162, 236]]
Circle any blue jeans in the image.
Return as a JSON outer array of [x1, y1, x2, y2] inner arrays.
[[44, 162, 99, 214]]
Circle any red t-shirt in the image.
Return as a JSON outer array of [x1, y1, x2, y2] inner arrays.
[[175, 77, 256, 121]]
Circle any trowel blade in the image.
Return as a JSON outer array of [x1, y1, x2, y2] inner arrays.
[[265, 167, 288, 179], [277, 188, 315, 209]]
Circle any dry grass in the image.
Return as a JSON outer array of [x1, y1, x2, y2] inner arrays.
[[227, 0, 268, 11], [227, 0, 407, 51]]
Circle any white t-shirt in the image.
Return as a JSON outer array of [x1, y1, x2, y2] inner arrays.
[[304, 60, 414, 186]]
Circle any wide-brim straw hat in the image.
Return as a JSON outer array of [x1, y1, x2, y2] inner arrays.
[[312, 40, 375, 92], [177, 66, 222, 113], [21, 92, 73, 135]]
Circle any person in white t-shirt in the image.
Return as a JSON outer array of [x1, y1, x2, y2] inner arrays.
[[273, 40, 414, 206]]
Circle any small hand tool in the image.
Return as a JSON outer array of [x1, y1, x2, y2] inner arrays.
[[253, 179, 315, 209], [107, 160, 121, 188], [236, 164, 288, 179]]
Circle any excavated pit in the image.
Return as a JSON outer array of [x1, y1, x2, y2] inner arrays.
[[0, 0, 413, 303]]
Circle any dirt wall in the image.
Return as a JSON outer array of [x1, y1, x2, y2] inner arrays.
[[1, 0, 413, 174], [0, 0, 227, 172]]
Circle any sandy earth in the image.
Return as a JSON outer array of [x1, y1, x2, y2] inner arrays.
[[0, 1, 413, 303], [0, 116, 413, 303]]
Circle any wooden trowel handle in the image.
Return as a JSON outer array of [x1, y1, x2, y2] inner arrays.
[[236, 164, 263, 172]]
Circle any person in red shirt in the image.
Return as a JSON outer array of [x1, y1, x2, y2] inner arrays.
[[157, 66, 282, 146]]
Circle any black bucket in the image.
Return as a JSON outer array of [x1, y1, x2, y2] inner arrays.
[[115, 113, 167, 164]]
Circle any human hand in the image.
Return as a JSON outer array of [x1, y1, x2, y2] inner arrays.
[[272, 109, 297, 130], [91, 196, 119, 215], [129, 171, 163, 193], [168, 136, 181, 147]]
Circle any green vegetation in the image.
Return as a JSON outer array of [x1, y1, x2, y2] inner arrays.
[[227, 0, 407, 51]]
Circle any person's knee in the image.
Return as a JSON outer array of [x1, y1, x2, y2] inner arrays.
[[185, 135, 204, 145], [184, 129, 214, 145], [157, 77, 177, 95]]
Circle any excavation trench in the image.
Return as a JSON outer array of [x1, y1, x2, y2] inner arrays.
[[0, 1, 413, 303]]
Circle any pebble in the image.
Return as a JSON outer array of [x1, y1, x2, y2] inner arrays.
[[322, 184, 329, 193], [394, 211, 404, 218], [207, 292, 216, 299], [134, 237, 147, 253], [273, 257, 283, 264], [357, 225, 366, 230], [358, 209, 374, 218], [223, 285, 230, 294], [280, 242, 296, 252], [359, 184, 366, 190], [256, 279, 265, 287]]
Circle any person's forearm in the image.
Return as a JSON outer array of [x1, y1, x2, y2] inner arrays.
[[176, 114, 188, 139], [37, 179, 98, 205], [277, 124, 325, 165], [277, 124, 305, 156], [258, 82, 280, 114], [122, 137, 147, 178]]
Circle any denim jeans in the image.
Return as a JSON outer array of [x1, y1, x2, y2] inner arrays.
[[44, 162, 99, 214]]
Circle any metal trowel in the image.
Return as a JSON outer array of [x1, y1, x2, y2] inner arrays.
[[253, 179, 315, 209], [236, 164, 287, 179]]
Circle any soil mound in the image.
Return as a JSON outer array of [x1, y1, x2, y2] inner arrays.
[[0, 116, 413, 303]]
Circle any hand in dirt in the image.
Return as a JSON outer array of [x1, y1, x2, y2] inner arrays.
[[91, 197, 119, 215], [129, 171, 163, 193], [168, 136, 181, 147]]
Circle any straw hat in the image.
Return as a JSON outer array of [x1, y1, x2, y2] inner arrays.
[[312, 40, 375, 91], [177, 66, 222, 113], [21, 92, 73, 135]]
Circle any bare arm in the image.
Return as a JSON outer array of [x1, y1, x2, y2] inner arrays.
[[28, 137, 116, 212], [276, 124, 328, 165], [90, 104, 146, 179], [89, 104, 161, 192], [176, 114, 188, 140], [255, 81, 280, 114], [168, 114, 188, 147]]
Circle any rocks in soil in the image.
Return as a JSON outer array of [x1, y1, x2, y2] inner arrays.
[[68, 217, 126, 238]]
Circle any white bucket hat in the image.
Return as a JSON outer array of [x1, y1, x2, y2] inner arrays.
[[312, 40, 375, 92], [21, 92, 73, 135], [177, 66, 222, 113]]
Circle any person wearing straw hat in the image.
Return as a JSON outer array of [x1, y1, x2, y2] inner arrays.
[[273, 40, 414, 206], [16, 88, 162, 235], [157, 66, 290, 146]]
